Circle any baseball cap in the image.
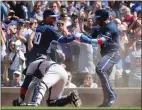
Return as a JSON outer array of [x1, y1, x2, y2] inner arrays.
[[43, 10, 58, 18], [84, 6, 92, 11], [36, 54, 48, 60], [114, 18, 121, 24], [8, 21, 18, 26], [93, 9, 109, 20], [13, 71, 21, 76], [17, 19, 25, 24]]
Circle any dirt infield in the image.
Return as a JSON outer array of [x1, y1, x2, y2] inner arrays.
[[1, 87, 141, 107]]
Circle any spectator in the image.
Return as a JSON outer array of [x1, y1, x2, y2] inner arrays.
[[47, 40, 65, 64], [128, 40, 141, 87], [60, 5, 67, 15], [1, 1, 141, 89], [1, 2, 8, 21], [59, 14, 72, 27], [68, 13, 81, 34], [80, 73, 98, 88], [65, 71, 77, 88], [50, 2, 60, 16], [1, 27, 7, 62], [3, 40, 26, 86], [131, 2, 142, 17], [1, 28, 7, 84], [92, 1, 102, 13], [108, 9, 117, 21], [6, 21, 24, 46], [121, 6, 135, 24], [83, 17, 94, 35], [67, 1, 78, 16], [17, 19, 27, 43], [31, 1, 43, 23], [57, 20, 73, 71], [15, 2, 28, 19], [23, 20, 33, 41], [11, 71, 23, 87], [29, 18, 38, 31]]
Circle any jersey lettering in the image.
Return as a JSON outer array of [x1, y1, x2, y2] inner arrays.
[[34, 32, 42, 45]]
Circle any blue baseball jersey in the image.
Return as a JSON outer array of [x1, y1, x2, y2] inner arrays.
[[31, 22, 62, 55], [28, 22, 76, 63], [91, 22, 120, 55]]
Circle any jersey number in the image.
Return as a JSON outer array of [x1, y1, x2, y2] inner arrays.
[[34, 32, 42, 45]]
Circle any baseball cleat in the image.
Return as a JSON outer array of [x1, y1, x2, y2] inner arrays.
[[70, 90, 82, 107], [98, 98, 116, 107], [20, 102, 27, 106], [12, 99, 21, 106], [26, 102, 39, 106]]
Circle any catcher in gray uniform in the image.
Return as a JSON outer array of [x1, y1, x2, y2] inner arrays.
[[13, 54, 82, 107]]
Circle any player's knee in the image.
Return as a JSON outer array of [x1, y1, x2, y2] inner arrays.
[[96, 66, 104, 76], [39, 81, 48, 91], [96, 66, 101, 74]]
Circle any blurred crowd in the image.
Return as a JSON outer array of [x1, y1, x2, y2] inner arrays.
[[1, 1, 141, 88]]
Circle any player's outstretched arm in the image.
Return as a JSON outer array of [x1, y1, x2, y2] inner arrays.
[[58, 35, 76, 43], [58, 32, 89, 43], [81, 34, 107, 45]]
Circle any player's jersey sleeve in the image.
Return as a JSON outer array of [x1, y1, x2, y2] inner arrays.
[[47, 25, 62, 39], [47, 25, 76, 43], [58, 35, 76, 43], [91, 26, 100, 38]]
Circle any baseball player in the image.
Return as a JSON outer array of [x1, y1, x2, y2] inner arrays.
[[13, 54, 82, 107], [28, 9, 80, 64], [77, 9, 121, 107]]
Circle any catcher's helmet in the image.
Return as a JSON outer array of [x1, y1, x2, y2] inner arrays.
[[36, 54, 48, 60], [36, 54, 51, 61]]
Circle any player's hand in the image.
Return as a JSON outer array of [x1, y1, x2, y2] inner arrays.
[[74, 32, 82, 41]]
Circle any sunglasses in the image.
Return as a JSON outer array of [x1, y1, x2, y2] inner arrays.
[[35, 5, 41, 7], [57, 22, 64, 27]]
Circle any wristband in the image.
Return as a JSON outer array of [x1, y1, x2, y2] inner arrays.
[[97, 38, 103, 45]]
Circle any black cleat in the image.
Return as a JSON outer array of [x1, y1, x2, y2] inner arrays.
[[12, 99, 21, 106], [70, 90, 82, 107], [98, 98, 116, 107]]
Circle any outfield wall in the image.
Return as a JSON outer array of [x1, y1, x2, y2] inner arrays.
[[1, 87, 141, 107]]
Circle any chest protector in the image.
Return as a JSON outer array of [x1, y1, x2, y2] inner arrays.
[[33, 60, 57, 79]]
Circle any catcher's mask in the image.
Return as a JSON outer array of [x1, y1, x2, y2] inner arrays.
[[36, 54, 51, 60]]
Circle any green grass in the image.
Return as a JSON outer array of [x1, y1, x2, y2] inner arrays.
[[1, 106, 141, 110]]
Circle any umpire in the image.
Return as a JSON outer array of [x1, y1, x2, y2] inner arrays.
[[80, 9, 121, 107]]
